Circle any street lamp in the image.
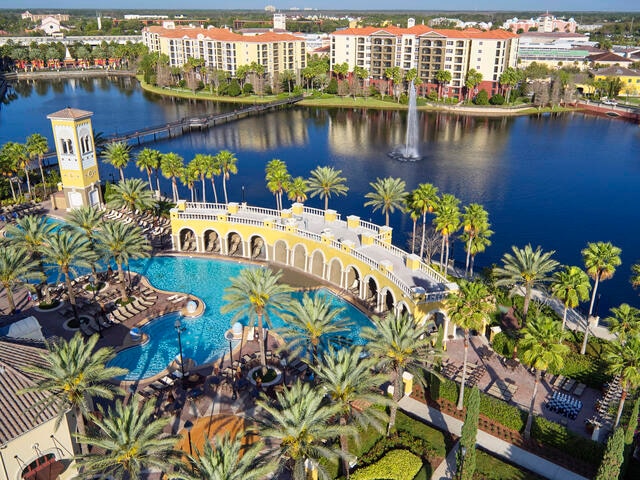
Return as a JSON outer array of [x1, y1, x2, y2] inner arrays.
[[184, 419, 194, 457], [175, 319, 187, 383], [241, 185, 245, 204]]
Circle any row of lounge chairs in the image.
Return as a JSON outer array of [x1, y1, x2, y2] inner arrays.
[[103, 208, 171, 238], [106, 292, 158, 324], [137, 372, 182, 398], [0, 204, 42, 223]]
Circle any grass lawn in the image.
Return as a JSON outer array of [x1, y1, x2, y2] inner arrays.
[[475, 450, 544, 480]]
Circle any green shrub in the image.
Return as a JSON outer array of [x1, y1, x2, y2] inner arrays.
[[479, 394, 527, 432], [395, 411, 447, 457], [489, 94, 505, 105], [532, 416, 604, 466], [242, 82, 253, 94], [351, 450, 422, 480], [491, 332, 516, 357], [227, 79, 241, 97], [473, 90, 489, 105]]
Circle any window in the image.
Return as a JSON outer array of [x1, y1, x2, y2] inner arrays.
[[447, 41, 454, 45], [22, 454, 57, 480]]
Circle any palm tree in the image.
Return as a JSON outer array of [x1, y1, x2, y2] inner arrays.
[[361, 313, 441, 434], [221, 268, 293, 372], [216, 150, 238, 204], [189, 153, 214, 203], [461, 203, 490, 277], [106, 178, 156, 213], [4, 141, 32, 198], [308, 166, 349, 211], [435, 69, 452, 99], [19, 332, 127, 455], [364, 176, 407, 227], [205, 153, 221, 203], [42, 230, 93, 318], [75, 399, 179, 477], [550, 266, 592, 331], [180, 163, 199, 202], [136, 147, 162, 193], [606, 304, 640, 344], [179, 434, 276, 480], [161, 152, 185, 202], [519, 314, 569, 439], [0, 245, 43, 312], [265, 159, 291, 211], [459, 224, 493, 278], [410, 183, 439, 259], [630, 263, 640, 290], [102, 141, 131, 181], [255, 381, 354, 480], [606, 335, 640, 427], [66, 205, 105, 280], [278, 293, 352, 365], [445, 280, 495, 410], [26, 133, 49, 196], [494, 244, 559, 322], [287, 176, 309, 204], [582, 241, 622, 317], [433, 193, 461, 273], [312, 348, 390, 478], [97, 221, 151, 301]]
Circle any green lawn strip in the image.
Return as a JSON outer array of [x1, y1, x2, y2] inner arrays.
[[475, 449, 544, 480]]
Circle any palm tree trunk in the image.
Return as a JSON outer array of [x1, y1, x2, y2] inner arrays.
[[222, 175, 229, 204], [75, 405, 90, 455], [154, 168, 161, 194], [411, 219, 416, 254], [4, 284, 16, 312], [420, 212, 427, 259], [561, 305, 568, 331], [64, 271, 78, 320], [24, 168, 32, 197], [387, 367, 403, 435], [116, 263, 128, 301], [8, 178, 16, 201], [439, 235, 446, 272], [210, 177, 219, 203], [119, 167, 125, 181], [465, 235, 473, 277], [444, 236, 451, 273], [171, 177, 178, 202], [39, 159, 47, 196], [201, 176, 207, 203], [258, 312, 267, 375], [580, 318, 591, 355], [524, 369, 540, 440], [340, 416, 350, 479], [189, 186, 195, 202], [385, 211, 389, 227], [470, 255, 476, 277], [146, 169, 153, 191], [457, 331, 469, 410], [523, 285, 532, 321], [588, 275, 601, 317], [324, 195, 329, 211], [614, 386, 627, 427]]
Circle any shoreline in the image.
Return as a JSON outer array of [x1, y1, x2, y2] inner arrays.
[[5, 68, 579, 117]]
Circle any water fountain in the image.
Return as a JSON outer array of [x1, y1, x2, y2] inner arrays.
[[388, 80, 422, 161]]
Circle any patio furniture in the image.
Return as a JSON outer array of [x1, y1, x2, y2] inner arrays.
[[552, 375, 566, 388], [562, 378, 576, 393], [545, 391, 583, 420], [574, 383, 587, 397]]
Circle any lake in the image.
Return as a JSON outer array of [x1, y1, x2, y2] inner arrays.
[[2, 75, 640, 315]]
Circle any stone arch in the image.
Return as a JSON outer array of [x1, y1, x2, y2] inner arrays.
[[250, 234, 266, 260], [292, 243, 307, 271], [396, 301, 410, 318], [179, 228, 197, 252], [345, 265, 362, 297], [203, 228, 221, 253], [310, 249, 325, 279], [273, 239, 288, 265], [381, 287, 396, 314], [227, 232, 244, 257], [364, 275, 379, 304], [328, 258, 343, 286], [424, 308, 453, 340]]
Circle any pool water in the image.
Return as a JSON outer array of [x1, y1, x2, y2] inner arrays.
[[109, 256, 373, 381]]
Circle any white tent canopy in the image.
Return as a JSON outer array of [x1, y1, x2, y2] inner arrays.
[[4, 316, 45, 341]]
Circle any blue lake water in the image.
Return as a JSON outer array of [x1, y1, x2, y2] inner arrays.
[[3, 76, 640, 315], [109, 256, 372, 380]]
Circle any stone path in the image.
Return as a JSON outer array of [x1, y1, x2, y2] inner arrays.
[[430, 440, 459, 480]]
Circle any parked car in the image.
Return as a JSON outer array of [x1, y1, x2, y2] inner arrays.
[[602, 99, 618, 106]]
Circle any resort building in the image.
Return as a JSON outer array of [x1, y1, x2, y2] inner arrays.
[[329, 25, 518, 99], [516, 32, 598, 70], [0, 338, 78, 480], [502, 13, 578, 33], [142, 25, 306, 79], [593, 66, 640, 96]]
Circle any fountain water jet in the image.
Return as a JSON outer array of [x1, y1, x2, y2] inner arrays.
[[388, 80, 422, 161]]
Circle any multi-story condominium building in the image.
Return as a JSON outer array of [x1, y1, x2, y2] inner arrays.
[[330, 25, 518, 99], [142, 25, 306, 80]]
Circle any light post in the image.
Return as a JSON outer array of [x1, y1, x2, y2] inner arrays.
[[175, 319, 187, 383], [280, 356, 287, 387], [460, 446, 467, 478], [241, 185, 245, 204], [184, 419, 194, 457]]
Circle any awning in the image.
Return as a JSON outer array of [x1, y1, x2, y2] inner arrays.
[[1, 316, 44, 341]]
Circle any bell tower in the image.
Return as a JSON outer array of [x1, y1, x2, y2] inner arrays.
[[47, 107, 103, 210]]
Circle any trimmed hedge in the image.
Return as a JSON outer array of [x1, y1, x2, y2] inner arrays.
[[351, 449, 422, 480], [395, 411, 448, 457]]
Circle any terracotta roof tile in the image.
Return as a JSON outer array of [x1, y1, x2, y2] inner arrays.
[[46, 107, 93, 120], [145, 26, 303, 43]]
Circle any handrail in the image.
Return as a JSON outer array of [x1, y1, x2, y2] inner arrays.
[[374, 238, 408, 261], [419, 262, 448, 284], [358, 219, 381, 234], [385, 270, 412, 296], [302, 206, 326, 218]]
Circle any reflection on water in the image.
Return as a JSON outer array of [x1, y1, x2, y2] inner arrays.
[[2, 77, 640, 313]]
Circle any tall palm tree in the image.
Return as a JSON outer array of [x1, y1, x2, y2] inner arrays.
[[364, 176, 407, 227], [189, 153, 213, 203], [42, 230, 93, 319], [180, 163, 199, 202], [0, 245, 43, 312], [461, 203, 490, 277], [97, 221, 151, 301], [19, 332, 127, 455], [361, 313, 441, 434], [4, 141, 32, 198], [26, 133, 49, 196], [459, 224, 493, 278], [205, 153, 221, 203], [75, 399, 179, 477], [312, 348, 390, 478], [550, 266, 592, 331], [136, 147, 162, 193], [106, 178, 156, 213], [519, 314, 569, 439], [215, 150, 238, 204], [221, 268, 293, 372], [445, 280, 495, 410], [287, 176, 309, 204], [433, 193, 461, 273], [308, 166, 349, 211], [410, 183, 439, 259], [102, 141, 131, 181], [630, 263, 640, 290], [582, 241, 622, 317], [255, 381, 354, 480], [494, 244, 559, 322], [66, 205, 105, 280], [278, 293, 351, 365], [606, 335, 640, 427], [606, 304, 640, 344], [161, 152, 185, 202], [179, 434, 276, 480], [4, 214, 56, 301], [265, 159, 291, 211]]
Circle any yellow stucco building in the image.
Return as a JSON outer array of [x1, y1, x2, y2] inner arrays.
[[593, 66, 640, 96]]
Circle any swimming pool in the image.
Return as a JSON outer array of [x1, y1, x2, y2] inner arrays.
[[109, 256, 373, 381]]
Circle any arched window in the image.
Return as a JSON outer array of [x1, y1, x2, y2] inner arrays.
[[21, 453, 57, 479], [60, 139, 68, 154]]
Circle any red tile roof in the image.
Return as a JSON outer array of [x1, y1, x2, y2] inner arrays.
[[332, 26, 517, 39], [47, 107, 93, 120], [145, 26, 302, 43]]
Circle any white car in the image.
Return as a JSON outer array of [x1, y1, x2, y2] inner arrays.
[[602, 99, 618, 106]]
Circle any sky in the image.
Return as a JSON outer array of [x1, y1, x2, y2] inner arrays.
[[8, 1, 640, 12]]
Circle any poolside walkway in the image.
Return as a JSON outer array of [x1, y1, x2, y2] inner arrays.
[[399, 396, 589, 480]]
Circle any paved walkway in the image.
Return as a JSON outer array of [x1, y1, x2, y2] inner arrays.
[[430, 440, 459, 480], [398, 396, 589, 480]]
